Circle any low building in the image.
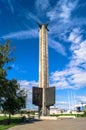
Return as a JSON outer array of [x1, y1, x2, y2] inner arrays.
[[50, 107, 61, 115]]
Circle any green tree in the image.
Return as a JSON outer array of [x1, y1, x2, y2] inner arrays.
[[0, 41, 27, 121], [0, 40, 13, 77], [2, 79, 26, 120], [0, 41, 13, 101], [0, 40, 13, 109]]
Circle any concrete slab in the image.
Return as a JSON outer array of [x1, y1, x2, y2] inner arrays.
[[40, 116, 57, 120]]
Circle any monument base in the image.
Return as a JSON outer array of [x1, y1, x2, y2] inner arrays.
[[32, 86, 55, 116], [39, 106, 50, 116]]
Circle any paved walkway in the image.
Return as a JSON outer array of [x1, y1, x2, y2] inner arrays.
[[8, 118, 86, 130]]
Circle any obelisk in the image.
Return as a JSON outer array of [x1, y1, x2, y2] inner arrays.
[[38, 23, 49, 116]]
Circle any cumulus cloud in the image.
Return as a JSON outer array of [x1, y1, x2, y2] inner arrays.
[[50, 62, 86, 90], [68, 28, 82, 44], [50, 27, 86, 89], [19, 80, 38, 100], [18, 80, 38, 108], [69, 39, 86, 68], [67, 28, 86, 69], [47, 0, 78, 22], [59, 0, 78, 22], [19, 80, 38, 90]]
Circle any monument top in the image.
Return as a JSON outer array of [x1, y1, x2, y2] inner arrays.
[[37, 22, 49, 31]]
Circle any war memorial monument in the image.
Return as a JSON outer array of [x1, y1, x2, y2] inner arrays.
[[32, 24, 55, 116]]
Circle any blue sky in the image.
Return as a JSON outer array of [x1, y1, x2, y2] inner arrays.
[[0, 0, 86, 110]]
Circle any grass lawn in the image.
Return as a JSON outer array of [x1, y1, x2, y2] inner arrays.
[[0, 116, 22, 130], [50, 113, 86, 117]]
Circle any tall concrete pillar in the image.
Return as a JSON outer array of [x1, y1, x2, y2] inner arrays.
[[38, 24, 49, 116]]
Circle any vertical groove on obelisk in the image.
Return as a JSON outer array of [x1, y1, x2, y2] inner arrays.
[[39, 29, 42, 88]]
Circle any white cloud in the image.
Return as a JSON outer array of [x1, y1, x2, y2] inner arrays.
[[74, 36, 82, 44], [50, 69, 71, 89], [18, 80, 38, 108], [69, 40, 86, 68], [26, 12, 41, 23], [1, 29, 38, 40], [56, 101, 68, 105], [68, 28, 82, 44], [59, 0, 78, 22], [55, 101, 69, 109], [50, 65, 86, 89], [46, 0, 83, 45], [47, 0, 78, 22], [18, 80, 38, 97], [47, 10, 58, 21], [50, 35, 86, 89], [69, 71, 86, 88], [76, 96, 86, 103], [74, 40, 86, 61], [35, 0, 50, 11], [1, 28, 67, 56], [19, 80, 38, 89], [11, 64, 26, 74], [60, 4, 70, 20], [49, 38, 66, 56]]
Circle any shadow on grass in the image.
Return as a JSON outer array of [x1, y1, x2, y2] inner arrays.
[[0, 117, 22, 125], [18, 117, 42, 126], [0, 116, 42, 126], [0, 116, 42, 130]]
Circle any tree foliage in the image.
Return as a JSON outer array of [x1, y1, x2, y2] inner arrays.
[[0, 41, 27, 120], [0, 40, 14, 78], [0, 40, 13, 106], [2, 79, 26, 119]]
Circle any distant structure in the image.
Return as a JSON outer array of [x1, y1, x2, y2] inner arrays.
[[32, 23, 55, 116]]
